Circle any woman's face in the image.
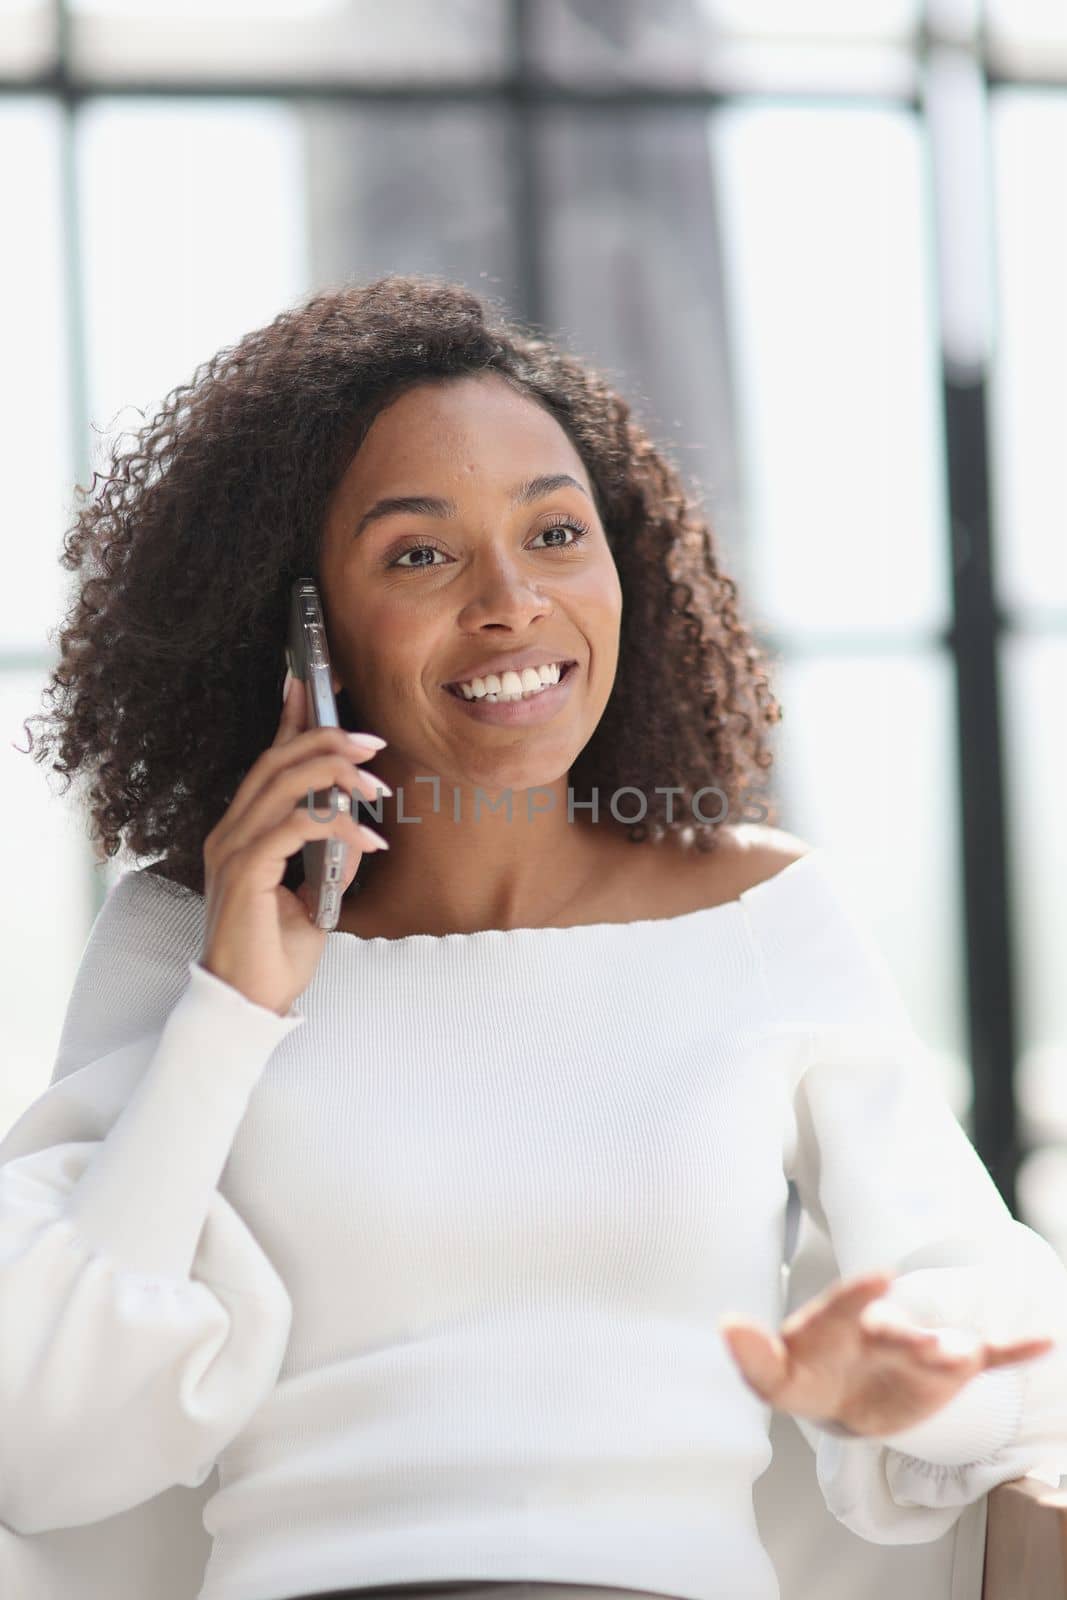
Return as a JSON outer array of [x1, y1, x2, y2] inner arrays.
[[317, 372, 623, 793]]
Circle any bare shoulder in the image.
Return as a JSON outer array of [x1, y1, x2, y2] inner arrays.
[[701, 823, 814, 902], [598, 819, 815, 924]]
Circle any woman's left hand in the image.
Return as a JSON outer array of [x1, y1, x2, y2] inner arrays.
[[718, 1269, 1056, 1438]]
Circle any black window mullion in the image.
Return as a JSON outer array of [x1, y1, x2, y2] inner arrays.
[[943, 373, 1020, 1213], [925, 8, 1021, 1209], [508, 0, 544, 332]]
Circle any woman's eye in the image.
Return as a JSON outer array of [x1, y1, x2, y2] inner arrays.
[[391, 545, 445, 569], [530, 521, 588, 549], [388, 518, 591, 571]]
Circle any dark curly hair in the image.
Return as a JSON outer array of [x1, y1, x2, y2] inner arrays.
[[17, 273, 783, 903]]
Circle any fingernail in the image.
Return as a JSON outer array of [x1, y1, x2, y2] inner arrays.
[[359, 824, 390, 850], [347, 731, 387, 750], [283, 667, 294, 702]]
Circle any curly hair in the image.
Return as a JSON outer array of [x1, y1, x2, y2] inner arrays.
[[17, 273, 783, 903]]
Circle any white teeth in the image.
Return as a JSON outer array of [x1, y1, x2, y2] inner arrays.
[[456, 661, 565, 702]]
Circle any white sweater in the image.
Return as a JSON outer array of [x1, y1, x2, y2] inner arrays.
[[3, 847, 1067, 1600]]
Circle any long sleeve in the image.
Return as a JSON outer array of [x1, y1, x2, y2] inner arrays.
[[751, 850, 1067, 1547], [0, 873, 304, 1536]]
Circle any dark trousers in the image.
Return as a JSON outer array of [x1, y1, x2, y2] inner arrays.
[[282, 1584, 685, 1600]]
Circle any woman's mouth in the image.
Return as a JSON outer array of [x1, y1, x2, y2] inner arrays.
[[441, 661, 578, 726]]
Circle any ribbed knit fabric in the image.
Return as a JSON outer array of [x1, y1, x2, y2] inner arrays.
[[3, 847, 1067, 1600]]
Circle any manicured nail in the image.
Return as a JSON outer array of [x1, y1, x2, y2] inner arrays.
[[359, 824, 390, 850], [283, 667, 294, 702], [347, 731, 387, 750]]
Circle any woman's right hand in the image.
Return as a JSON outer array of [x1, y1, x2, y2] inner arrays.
[[199, 673, 391, 1016]]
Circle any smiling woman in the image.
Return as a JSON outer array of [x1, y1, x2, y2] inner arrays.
[[17, 272, 784, 913]]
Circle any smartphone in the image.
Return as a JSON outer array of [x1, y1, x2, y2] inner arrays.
[[286, 577, 349, 931]]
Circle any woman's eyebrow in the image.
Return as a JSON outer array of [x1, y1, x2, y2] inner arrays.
[[351, 472, 591, 541]]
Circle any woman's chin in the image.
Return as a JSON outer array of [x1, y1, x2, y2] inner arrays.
[[432, 754, 573, 800]]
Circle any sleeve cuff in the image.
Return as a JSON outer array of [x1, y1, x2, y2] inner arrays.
[[176, 959, 306, 1110], [876, 1357, 1026, 1466], [188, 957, 306, 1024]]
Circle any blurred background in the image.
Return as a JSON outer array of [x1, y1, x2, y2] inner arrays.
[[1, 0, 1064, 1256]]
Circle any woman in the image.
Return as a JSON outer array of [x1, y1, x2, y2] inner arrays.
[[5, 275, 1067, 1600]]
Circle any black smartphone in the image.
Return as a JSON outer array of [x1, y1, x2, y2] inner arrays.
[[286, 577, 349, 931]]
